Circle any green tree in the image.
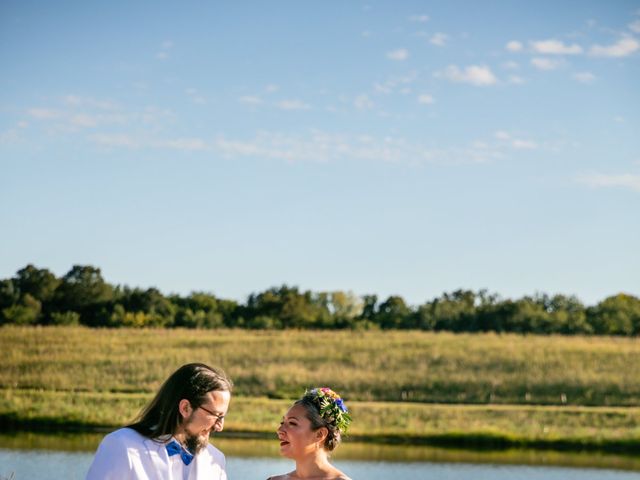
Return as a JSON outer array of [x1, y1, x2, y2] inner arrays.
[[376, 295, 412, 329], [52, 265, 114, 325], [509, 297, 552, 333], [0, 279, 19, 314], [431, 290, 477, 331], [538, 294, 590, 334], [327, 290, 363, 328], [171, 292, 236, 328], [1, 293, 41, 325], [245, 285, 329, 329], [50, 311, 81, 326], [13, 264, 59, 303], [587, 293, 640, 335], [119, 287, 176, 326]]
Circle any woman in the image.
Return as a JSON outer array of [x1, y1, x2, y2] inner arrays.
[[268, 387, 352, 480]]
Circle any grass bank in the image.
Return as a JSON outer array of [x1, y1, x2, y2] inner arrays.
[[2, 389, 639, 453], [3, 326, 640, 405]]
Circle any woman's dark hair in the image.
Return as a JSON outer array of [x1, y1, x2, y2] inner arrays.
[[294, 395, 342, 451], [128, 363, 233, 439]]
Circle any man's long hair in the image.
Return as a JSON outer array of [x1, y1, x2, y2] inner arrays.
[[127, 363, 233, 439]]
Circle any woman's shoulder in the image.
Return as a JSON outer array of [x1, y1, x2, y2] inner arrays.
[[266, 474, 351, 480]]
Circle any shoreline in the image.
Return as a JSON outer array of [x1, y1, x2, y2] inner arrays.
[[2, 410, 639, 455]]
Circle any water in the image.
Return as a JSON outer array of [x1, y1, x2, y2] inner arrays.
[[1, 434, 640, 480], [2, 449, 640, 480]]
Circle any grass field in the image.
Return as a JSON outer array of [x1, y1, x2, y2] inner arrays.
[[2, 326, 640, 452]]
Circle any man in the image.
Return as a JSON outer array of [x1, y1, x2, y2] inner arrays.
[[86, 363, 232, 480]]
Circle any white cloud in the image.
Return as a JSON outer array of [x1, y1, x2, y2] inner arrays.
[[89, 134, 208, 151], [24, 97, 175, 137], [502, 61, 519, 70], [531, 39, 583, 54], [573, 72, 596, 83], [70, 114, 98, 128], [185, 88, 207, 105], [494, 131, 537, 150], [417, 94, 434, 105], [63, 95, 118, 110], [409, 14, 429, 23], [25, 98, 166, 134], [430, 33, 448, 47], [265, 84, 279, 93], [511, 139, 538, 150], [590, 37, 639, 57], [156, 40, 173, 60], [577, 173, 640, 192], [387, 48, 409, 61], [27, 108, 60, 119], [629, 20, 640, 33], [160, 138, 207, 151], [373, 83, 393, 94], [508, 75, 525, 84], [275, 100, 311, 110], [239, 95, 263, 105], [213, 130, 504, 166], [373, 71, 418, 95], [438, 65, 498, 86], [531, 57, 562, 70], [89, 133, 138, 148], [354, 94, 374, 110], [80, 128, 539, 166], [506, 41, 523, 52], [0, 128, 21, 144]]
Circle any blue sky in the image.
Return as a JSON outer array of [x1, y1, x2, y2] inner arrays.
[[1, 1, 639, 306]]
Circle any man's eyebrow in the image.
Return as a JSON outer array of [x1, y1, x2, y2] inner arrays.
[[202, 405, 225, 415]]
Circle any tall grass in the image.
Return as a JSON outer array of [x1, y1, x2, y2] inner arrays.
[[3, 326, 639, 406]]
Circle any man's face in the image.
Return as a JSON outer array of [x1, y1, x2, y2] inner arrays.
[[177, 390, 231, 453]]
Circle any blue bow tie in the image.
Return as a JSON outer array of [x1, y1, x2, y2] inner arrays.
[[166, 440, 194, 465]]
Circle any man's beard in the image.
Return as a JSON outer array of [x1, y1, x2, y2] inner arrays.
[[185, 432, 209, 454]]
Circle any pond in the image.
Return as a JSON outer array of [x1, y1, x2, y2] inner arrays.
[[1, 433, 639, 480]]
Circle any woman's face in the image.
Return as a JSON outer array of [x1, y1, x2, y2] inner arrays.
[[277, 404, 323, 459]]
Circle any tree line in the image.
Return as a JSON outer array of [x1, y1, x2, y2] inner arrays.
[[1, 264, 639, 335]]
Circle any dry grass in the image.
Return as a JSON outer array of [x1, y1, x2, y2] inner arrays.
[[3, 326, 640, 406]]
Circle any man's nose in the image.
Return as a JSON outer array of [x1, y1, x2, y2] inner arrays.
[[214, 418, 224, 432]]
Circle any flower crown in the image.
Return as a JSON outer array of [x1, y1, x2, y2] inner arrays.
[[306, 387, 352, 434]]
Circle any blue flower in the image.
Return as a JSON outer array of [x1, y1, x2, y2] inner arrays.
[[335, 398, 348, 412]]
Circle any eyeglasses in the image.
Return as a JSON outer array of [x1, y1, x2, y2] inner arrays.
[[197, 404, 226, 424]]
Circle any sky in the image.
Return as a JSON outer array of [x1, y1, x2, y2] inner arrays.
[[1, 1, 639, 307]]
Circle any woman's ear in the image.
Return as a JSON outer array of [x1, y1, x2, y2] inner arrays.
[[178, 399, 192, 420], [315, 427, 328, 443]]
